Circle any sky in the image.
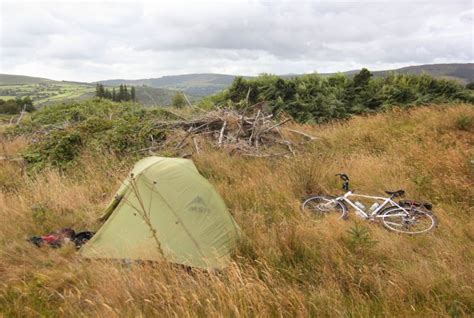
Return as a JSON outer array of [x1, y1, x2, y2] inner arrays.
[[0, 0, 473, 82]]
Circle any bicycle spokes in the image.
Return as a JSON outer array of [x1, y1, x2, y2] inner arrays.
[[382, 208, 436, 234]]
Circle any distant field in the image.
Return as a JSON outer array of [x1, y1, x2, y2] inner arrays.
[[0, 82, 193, 108], [0, 83, 95, 107]]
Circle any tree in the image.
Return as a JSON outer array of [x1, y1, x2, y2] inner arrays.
[[95, 84, 106, 98], [131, 86, 136, 101], [124, 85, 129, 101], [466, 82, 474, 90], [22, 96, 35, 112], [112, 87, 117, 101], [172, 92, 186, 108], [353, 68, 372, 88], [104, 88, 112, 100], [96, 83, 102, 98], [119, 85, 125, 101], [0, 97, 35, 114]]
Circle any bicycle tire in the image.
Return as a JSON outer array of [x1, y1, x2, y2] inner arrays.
[[301, 195, 348, 220], [380, 206, 437, 234]]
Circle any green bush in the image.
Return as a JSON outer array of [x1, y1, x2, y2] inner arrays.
[[0, 97, 35, 114], [454, 114, 473, 131], [12, 100, 169, 169], [23, 129, 82, 168], [214, 70, 471, 123]]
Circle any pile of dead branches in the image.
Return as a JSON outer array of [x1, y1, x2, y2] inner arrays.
[[149, 106, 316, 157]]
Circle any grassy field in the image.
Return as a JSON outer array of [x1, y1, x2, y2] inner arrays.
[[0, 83, 95, 107], [0, 104, 473, 316], [0, 83, 196, 108]]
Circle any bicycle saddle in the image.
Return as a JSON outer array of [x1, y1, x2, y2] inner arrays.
[[385, 190, 405, 197]]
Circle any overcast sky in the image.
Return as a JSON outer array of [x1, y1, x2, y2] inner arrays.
[[0, 0, 472, 82]]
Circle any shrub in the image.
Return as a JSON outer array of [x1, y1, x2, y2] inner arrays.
[[23, 129, 82, 168], [11, 100, 171, 169], [454, 114, 473, 131], [0, 97, 35, 114], [214, 71, 472, 123]]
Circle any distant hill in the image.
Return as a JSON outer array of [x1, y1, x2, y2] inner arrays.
[[372, 63, 474, 84], [320, 63, 474, 84], [134, 85, 197, 106], [98, 73, 237, 96], [0, 74, 57, 85]]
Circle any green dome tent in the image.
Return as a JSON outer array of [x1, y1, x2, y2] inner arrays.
[[80, 156, 240, 270]]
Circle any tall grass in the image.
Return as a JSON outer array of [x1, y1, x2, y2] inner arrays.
[[1, 104, 473, 317]]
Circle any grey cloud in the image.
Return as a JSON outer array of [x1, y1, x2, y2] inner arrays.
[[0, 0, 472, 82]]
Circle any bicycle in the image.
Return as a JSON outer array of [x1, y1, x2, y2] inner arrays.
[[301, 174, 437, 234]]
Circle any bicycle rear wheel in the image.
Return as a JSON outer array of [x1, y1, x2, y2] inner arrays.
[[381, 207, 437, 234], [301, 195, 348, 219]]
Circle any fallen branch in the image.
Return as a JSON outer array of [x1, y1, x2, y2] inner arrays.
[[193, 137, 200, 154], [218, 121, 227, 147], [261, 118, 291, 134], [283, 128, 318, 140], [242, 152, 289, 158]]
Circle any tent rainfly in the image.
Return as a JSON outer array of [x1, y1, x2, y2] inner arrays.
[[80, 156, 240, 269]]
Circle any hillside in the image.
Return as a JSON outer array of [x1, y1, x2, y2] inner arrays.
[[0, 74, 187, 107], [99, 73, 237, 96], [0, 74, 57, 85], [0, 82, 95, 107], [133, 85, 197, 106], [371, 63, 474, 84], [0, 102, 472, 316]]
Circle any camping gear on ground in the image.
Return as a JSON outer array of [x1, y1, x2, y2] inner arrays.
[[27, 228, 94, 249], [80, 156, 241, 270]]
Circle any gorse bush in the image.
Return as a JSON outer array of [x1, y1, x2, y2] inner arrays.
[[214, 69, 473, 122], [9, 99, 173, 169], [23, 129, 82, 167]]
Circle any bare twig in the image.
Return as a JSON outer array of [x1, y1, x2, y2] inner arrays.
[[183, 92, 193, 107], [242, 152, 289, 157], [218, 121, 227, 147], [193, 137, 200, 154], [15, 105, 27, 125], [283, 128, 318, 140], [261, 118, 291, 134]]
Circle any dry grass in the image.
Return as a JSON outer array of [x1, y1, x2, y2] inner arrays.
[[0, 104, 473, 317]]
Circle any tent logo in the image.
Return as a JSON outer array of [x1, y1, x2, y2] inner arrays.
[[188, 196, 209, 213]]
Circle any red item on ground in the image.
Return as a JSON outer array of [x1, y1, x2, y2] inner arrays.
[[41, 234, 61, 245]]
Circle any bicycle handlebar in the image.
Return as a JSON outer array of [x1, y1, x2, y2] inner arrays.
[[335, 173, 349, 181], [335, 173, 350, 191]]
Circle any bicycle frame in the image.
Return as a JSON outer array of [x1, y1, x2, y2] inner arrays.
[[335, 191, 407, 219]]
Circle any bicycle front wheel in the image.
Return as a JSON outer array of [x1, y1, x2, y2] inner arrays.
[[381, 207, 437, 234], [301, 195, 348, 219]]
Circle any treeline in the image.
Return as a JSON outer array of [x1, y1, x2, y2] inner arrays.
[[214, 69, 474, 123], [0, 96, 35, 114], [96, 84, 136, 102]]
